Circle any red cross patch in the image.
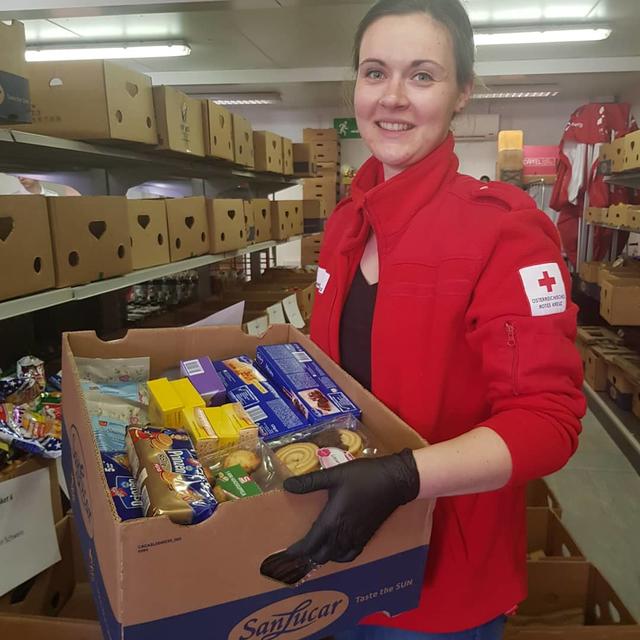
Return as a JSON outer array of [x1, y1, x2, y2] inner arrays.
[[518, 263, 567, 316]]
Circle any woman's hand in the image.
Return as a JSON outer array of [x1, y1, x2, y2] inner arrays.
[[284, 448, 420, 564]]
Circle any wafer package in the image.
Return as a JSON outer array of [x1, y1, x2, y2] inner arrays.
[[125, 426, 217, 525], [101, 451, 144, 521], [255, 344, 361, 424], [213, 356, 309, 440]]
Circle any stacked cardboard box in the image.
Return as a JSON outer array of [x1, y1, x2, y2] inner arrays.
[[497, 130, 524, 185], [152, 86, 205, 157], [301, 232, 323, 266], [623, 130, 640, 171], [0, 20, 31, 124], [302, 128, 340, 214]]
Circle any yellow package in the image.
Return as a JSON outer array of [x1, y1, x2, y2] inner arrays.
[[221, 403, 259, 448], [171, 378, 206, 410], [147, 378, 183, 428]]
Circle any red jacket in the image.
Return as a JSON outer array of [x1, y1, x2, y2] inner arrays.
[[310, 134, 586, 633]]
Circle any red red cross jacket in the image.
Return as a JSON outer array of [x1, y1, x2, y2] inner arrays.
[[309, 134, 586, 633]]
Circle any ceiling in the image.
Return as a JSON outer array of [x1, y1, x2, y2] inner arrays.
[[3, 0, 640, 108]]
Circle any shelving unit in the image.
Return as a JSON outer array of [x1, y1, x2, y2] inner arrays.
[[584, 381, 640, 473], [0, 236, 304, 321], [604, 171, 640, 190]]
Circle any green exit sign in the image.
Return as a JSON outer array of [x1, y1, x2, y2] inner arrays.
[[334, 118, 360, 139]]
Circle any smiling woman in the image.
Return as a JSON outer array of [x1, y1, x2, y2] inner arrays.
[[283, 1, 586, 639]]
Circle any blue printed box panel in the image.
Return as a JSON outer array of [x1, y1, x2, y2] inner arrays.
[[0, 71, 31, 123], [213, 356, 310, 440], [255, 344, 361, 424]]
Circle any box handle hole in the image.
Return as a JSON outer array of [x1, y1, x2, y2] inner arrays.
[[227, 209, 236, 220], [68, 251, 79, 267], [89, 220, 107, 240], [185, 216, 194, 229], [33, 256, 42, 273], [137, 214, 150, 229], [157, 233, 164, 245], [126, 82, 139, 98], [0, 216, 14, 241]]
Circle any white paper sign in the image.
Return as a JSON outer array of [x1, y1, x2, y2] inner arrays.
[[0, 468, 61, 596], [244, 315, 269, 336], [282, 295, 306, 329], [187, 301, 245, 327], [266, 302, 287, 325]]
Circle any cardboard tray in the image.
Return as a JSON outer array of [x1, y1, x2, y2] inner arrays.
[[61, 325, 434, 640]]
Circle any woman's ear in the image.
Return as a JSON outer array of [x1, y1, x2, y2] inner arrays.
[[454, 81, 474, 114]]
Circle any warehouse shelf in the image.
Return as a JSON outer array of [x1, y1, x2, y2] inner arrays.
[[604, 171, 640, 190], [584, 381, 640, 473], [586, 220, 640, 233], [0, 129, 297, 191], [0, 236, 304, 321]]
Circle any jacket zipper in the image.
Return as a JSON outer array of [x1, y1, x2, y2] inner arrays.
[[505, 321, 520, 395]]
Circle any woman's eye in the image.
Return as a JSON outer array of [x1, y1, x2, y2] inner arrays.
[[366, 69, 384, 80], [414, 72, 433, 82]]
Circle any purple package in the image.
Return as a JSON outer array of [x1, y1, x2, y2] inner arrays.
[[179, 357, 226, 406]]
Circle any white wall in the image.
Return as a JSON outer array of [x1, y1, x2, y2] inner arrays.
[[621, 85, 640, 121]]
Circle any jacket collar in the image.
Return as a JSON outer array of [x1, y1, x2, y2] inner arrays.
[[343, 133, 459, 253]]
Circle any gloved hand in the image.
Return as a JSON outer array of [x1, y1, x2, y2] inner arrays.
[[284, 448, 420, 565]]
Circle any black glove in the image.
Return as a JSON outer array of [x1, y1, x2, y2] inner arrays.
[[285, 448, 420, 565]]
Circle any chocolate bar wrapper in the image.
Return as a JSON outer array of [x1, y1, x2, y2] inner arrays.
[[255, 344, 361, 424], [101, 451, 144, 521], [213, 356, 309, 441]]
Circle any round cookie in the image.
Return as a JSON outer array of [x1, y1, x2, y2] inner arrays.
[[276, 442, 320, 476], [337, 429, 363, 457], [223, 449, 261, 474], [212, 484, 229, 503]]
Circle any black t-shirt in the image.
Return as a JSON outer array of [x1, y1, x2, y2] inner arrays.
[[339, 267, 378, 391]]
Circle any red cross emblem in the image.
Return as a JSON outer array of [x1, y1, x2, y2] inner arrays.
[[538, 271, 556, 293]]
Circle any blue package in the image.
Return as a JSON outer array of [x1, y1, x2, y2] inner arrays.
[[91, 416, 128, 452], [213, 356, 309, 440], [81, 380, 146, 404], [101, 452, 144, 521], [255, 343, 361, 424]]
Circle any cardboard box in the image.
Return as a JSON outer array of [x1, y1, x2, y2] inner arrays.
[[606, 362, 635, 410], [127, 199, 171, 270], [498, 130, 524, 151], [60, 325, 433, 640], [244, 199, 256, 244], [311, 141, 340, 164], [526, 479, 561, 517], [152, 86, 205, 157], [0, 195, 55, 302], [253, 131, 283, 173], [271, 201, 302, 240], [316, 162, 339, 178], [18, 60, 157, 144], [207, 198, 247, 253], [301, 232, 323, 266], [498, 149, 525, 171], [293, 143, 316, 176], [600, 278, 640, 326], [303, 178, 337, 211], [165, 197, 209, 262], [0, 21, 31, 125], [305, 218, 326, 234], [505, 561, 638, 637], [607, 204, 628, 227], [598, 142, 614, 175], [47, 196, 132, 287], [232, 113, 255, 168], [282, 137, 294, 175], [526, 508, 584, 560], [579, 261, 602, 284], [303, 128, 338, 142], [623, 130, 640, 171], [202, 100, 234, 162], [251, 199, 272, 243], [586, 208, 607, 224], [0, 515, 102, 640], [627, 207, 640, 231], [303, 199, 328, 219], [584, 344, 635, 391], [611, 137, 626, 173]]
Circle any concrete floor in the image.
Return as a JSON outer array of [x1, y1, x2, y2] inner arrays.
[[545, 408, 640, 621]]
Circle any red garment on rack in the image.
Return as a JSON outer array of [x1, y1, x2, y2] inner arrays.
[[550, 103, 637, 266]]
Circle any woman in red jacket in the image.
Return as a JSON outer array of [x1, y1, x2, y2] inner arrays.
[[282, 1, 586, 638]]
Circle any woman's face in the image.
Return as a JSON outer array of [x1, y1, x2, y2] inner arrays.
[[354, 13, 471, 180]]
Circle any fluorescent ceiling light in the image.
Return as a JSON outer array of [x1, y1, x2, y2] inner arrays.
[[25, 42, 190, 61], [474, 28, 611, 46], [188, 92, 282, 106], [473, 91, 560, 99]]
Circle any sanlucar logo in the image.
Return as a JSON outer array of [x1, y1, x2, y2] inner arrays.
[[229, 591, 349, 640], [70, 423, 94, 538]]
